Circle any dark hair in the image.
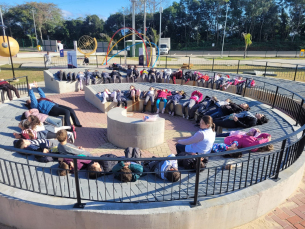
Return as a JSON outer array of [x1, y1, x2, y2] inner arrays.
[[200, 115, 215, 132], [257, 144, 274, 152], [88, 164, 103, 179], [28, 115, 41, 130], [256, 115, 269, 125], [128, 65, 131, 69], [58, 162, 69, 176], [14, 139, 25, 149], [119, 167, 132, 182], [56, 130, 67, 143], [25, 100, 31, 109], [166, 171, 181, 182]]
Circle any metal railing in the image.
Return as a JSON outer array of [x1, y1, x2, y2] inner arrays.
[[1, 75, 305, 208], [0, 76, 29, 103]]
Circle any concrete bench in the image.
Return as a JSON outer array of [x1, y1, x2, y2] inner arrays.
[[107, 107, 165, 149]]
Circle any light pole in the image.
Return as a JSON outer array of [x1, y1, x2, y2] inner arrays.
[[122, 7, 125, 51], [221, 3, 229, 58], [131, 0, 136, 57], [32, 9, 39, 47]]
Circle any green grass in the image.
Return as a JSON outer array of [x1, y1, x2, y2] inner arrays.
[[0, 64, 45, 84]]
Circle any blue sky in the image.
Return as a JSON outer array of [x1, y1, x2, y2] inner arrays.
[[8, 0, 176, 20]]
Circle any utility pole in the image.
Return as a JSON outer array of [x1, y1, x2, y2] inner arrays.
[[32, 9, 39, 47], [131, 0, 136, 57], [144, 0, 146, 42], [159, 2, 162, 49], [122, 6, 126, 66], [221, 3, 229, 58]]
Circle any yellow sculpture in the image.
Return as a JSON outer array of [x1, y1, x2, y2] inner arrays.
[[77, 35, 97, 56], [0, 36, 19, 57]]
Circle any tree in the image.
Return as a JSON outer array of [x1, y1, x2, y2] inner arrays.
[[242, 32, 252, 58]]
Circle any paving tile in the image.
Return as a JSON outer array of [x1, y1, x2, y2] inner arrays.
[[287, 215, 303, 225]]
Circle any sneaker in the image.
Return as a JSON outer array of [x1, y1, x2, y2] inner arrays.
[[67, 132, 75, 143], [156, 108, 160, 114], [183, 114, 185, 118], [186, 115, 189, 120], [171, 112, 174, 116], [162, 108, 165, 114], [168, 111, 171, 115]]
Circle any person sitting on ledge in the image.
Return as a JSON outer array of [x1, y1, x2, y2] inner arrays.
[[176, 115, 216, 155], [133, 65, 140, 82], [213, 112, 268, 130], [87, 154, 118, 179], [0, 78, 20, 101], [182, 90, 203, 119], [109, 70, 122, 83], [26, 82, 82, 127], [56, 130, 92, 156], [156, 89, 172, 114], [166, 90, 186, 116], [142, 87, 157, 113], [144, 154, 181, 182]]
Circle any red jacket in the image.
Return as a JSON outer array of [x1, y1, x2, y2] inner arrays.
[[224, 133, 271, 152], [157, 90, 172, 99], [0, 81, 8, 86], [190, 91, 203, 103]]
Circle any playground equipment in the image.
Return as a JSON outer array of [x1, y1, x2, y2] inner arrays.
[[102, 27, 160, 67], [0, 36, 19, 57], [77, 35, 97, 56]]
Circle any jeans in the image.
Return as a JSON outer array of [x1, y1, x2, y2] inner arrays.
[[156, 98, 167, 109], [45, 116, 62, 127]]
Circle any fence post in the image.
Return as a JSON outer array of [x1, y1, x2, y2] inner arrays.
[[272, 86, 279, 109], [120, 56, 122, 66], [166, 56, 168, 69], [26, 76, 29, 96], [212, 72, 216, 89], [264, 62, 268, 77], [237, 60, 240, 74], [296, 99, 304, 126], [293, 64, 298, 81], [44, 55, 47, 69], [190, 157, 201, 207], [243, 78, 248, 97], [273, 139, 287, 180], [96, 55, 98, 68], [212, 58, 214, 71], [73, 158, 86, 208], [188, 56, 191, 66]]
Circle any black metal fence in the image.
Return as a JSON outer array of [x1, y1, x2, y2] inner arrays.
[[0, 76, 29, 103], [0, 76, 305, 208]]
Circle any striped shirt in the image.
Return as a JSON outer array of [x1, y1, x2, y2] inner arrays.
[[30, 139, 49, 147]]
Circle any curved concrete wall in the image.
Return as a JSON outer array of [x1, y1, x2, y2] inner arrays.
[[107, 107, 165, 149], [0, 153, 303, 229]]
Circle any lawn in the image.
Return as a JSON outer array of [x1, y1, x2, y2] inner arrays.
[[0, 64, 45, 84]]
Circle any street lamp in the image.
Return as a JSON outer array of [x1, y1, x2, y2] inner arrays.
[[0, 25, 16, 80], [221, 3, 229, 58]]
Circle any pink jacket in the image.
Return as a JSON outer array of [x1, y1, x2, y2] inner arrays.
[[224, 133, 271, 152], [25, 108, 48, 123], [157, 90, 171, 99], [190, 91, 203, 103]]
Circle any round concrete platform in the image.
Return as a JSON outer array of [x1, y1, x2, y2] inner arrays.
[[107, 107, 165, 149]]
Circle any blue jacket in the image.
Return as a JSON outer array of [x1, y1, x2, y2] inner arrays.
[[29, 87, 55, 115]]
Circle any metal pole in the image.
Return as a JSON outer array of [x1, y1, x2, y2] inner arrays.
[[144, 0, 146, 42], [159, 2, 162, 51], [264, 62, 268, 77], [221, 3, 228, 58], [131, 0, 136, 57], [6, 35, 16, 79], [272, 86, 279, 109], [190, 157, 201, 207], [237, 60, 240, 74], [296, 99, 304, 126], [294, 64, 298, 81], [273, 139, 286, 180], [32, 9, 38, 46], [0, 8, 6, 36], [73, 158, 86, 208]]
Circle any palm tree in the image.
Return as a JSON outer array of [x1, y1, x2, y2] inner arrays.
[[242, 32, 252, 58]]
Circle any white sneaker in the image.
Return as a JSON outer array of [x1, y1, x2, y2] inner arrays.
[[183, 114, 185, 118], [67, 132, 75, 143], [186, 115, 189, 120], [162, 108, 165, 114], [156, 108, 160, 114], [168, 111, 171, 115]]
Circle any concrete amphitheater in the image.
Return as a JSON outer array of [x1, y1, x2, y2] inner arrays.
[[0, 68, 304, 229]]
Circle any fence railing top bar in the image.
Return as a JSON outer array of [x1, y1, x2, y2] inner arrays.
[[4, 75, 28, 81]]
